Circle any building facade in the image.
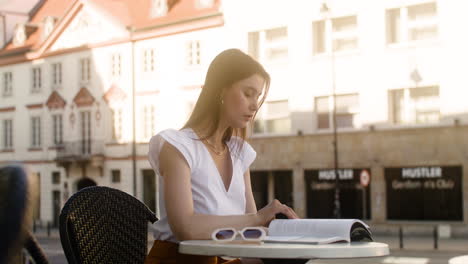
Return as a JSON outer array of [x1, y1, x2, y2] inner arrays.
[[1, 0, 468, 234], [0, 0, 224, 226], [223, 0, 468, 234]]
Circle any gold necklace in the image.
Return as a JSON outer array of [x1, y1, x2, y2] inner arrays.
[[203, 139, 227, 156], [192, 128, 227, 156]]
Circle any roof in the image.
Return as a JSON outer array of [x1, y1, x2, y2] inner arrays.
[[2, 0, 74, 53], [0, 0, 41, 15], [0, 0, 222, 59]]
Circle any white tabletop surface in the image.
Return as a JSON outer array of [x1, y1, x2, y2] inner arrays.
[[179, 240, 390, 259]]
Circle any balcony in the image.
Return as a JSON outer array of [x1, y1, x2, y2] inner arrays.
[[55, 140, 104, 165]]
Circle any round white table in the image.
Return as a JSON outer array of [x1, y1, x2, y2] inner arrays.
[[179, 240, 389, 259]]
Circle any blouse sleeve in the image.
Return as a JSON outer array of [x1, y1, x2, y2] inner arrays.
[[148, 129, 195, 175], [240, 141, 257, 174]]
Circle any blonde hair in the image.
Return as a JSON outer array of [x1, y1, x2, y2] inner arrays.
[[183, 49, 270, 149]]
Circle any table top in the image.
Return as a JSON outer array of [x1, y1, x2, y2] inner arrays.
[[179, 240, 390, 259]]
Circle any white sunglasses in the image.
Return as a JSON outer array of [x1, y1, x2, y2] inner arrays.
[[211, 227, 266, 242]]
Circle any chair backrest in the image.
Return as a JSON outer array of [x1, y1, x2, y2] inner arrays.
[[59, 186, 157, 264], [0, 165, 29, 264]]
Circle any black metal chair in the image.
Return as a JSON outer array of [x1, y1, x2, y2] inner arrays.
[[0, 164, 48, 264], [59, 186, 157, 264]]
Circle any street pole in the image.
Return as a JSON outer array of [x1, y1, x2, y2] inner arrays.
[[321, 2, 341, 218], [131, 32, 137, 197]]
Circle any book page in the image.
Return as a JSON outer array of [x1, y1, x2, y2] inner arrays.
[[264, 235, 345, 244], [264, 219, 368, 244]]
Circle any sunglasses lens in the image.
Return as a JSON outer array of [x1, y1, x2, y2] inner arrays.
[[215, 230, 235, 240], [243, 229, 263, 239]]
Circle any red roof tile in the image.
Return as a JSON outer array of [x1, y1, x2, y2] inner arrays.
[[3, 0, 74, 51], [0, 0, 223, 56]]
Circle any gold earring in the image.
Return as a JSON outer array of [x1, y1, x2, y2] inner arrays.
[[221, 99, 224, 105]]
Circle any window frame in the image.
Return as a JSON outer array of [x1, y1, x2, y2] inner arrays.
[[143, 105, 156, 140], [248, 26, 289, 63], [143, 49, 155, 72], [253, 99, 291, 135], [51, 62, 62, 88], [3, 72, 13, 96], [3, 119, 13, 149], [31, 116, 41, 147], [80, 58, 91, 83], [31, 67, 42, 93], [315, 93, 360, 130], [111, 53, 122, 78], [186, 40, 201, 66], [386, 2, 438, 45], [388, 86, 440, 125], [111, 169, 121, 183], [52, 114, 63, 146], [112, 108, 123, 141], [312, 14, 359, 55]]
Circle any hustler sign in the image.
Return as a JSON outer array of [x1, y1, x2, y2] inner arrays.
[[385, 166, 462, 221]]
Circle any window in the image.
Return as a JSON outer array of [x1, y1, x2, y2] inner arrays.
[[389, 86, 439, 124], [52, 114, 63, 145], [43, 16, 56, 39], [254, 100, 291, 134], [315, 94, 360, 129], [80, 111, 91, 154], [143, 105, 156, 139], [111, 53, 121, 77], [112, 108, 122, 141], [386, 2, 437, 44], [316, 96, 330, 129], [13, 24, 26, 46], [52, 63, 62, 88], [151, 0, 167, 18], [80, 58, 91, 83], [52, 171, 60, 184], [111, 169, 121, 183], [32, 67, 41, 93], [186, 41, 201, 66], [3, 119, 13, 149], [3, 72, 12, 96], [312, 21, 325, 54], [248, 27, 288, 62], [31, 116, 41, 147], [313, 15, 358, 54], [196, 0, 214, 8], [143, 49, 155, 72]]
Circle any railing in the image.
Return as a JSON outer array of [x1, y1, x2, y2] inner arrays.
[[55, 140, 104, 161]]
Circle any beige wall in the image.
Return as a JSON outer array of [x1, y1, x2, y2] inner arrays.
[[250, 124, 468, 231]]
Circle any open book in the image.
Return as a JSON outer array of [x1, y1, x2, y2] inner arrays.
[[263, 219, 373, 244]]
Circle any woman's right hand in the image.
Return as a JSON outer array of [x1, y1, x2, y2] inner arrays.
[[256, 199, 299, 226]]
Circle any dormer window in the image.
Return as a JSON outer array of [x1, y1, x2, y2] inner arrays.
[[151, 0, 168, 18], [13, 24, 26, 46], [43, 16, 57, 40], [196, 0, 214, 9]]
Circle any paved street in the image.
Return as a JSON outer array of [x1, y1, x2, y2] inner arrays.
[[35, 229, 468, 264]]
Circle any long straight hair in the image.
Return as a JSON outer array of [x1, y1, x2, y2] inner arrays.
[[183, 49, 270, 148]]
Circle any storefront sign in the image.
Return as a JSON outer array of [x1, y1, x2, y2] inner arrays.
[[385, 166, 462, 221], [305, 168, 371, 219], [318, 169, 354, 180]]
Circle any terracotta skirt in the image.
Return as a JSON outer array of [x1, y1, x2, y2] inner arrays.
[[145, 240, 242, 264]]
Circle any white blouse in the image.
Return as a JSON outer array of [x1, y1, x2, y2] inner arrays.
[[147, 128, 257, 242]]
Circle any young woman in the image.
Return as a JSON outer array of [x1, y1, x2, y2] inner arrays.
[[146, 49, 304, 264]]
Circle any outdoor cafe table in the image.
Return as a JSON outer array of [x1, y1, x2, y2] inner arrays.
[[179, 240, 389, 260]]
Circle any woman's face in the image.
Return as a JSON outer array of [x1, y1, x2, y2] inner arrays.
[[221, 74, 265, 128]]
